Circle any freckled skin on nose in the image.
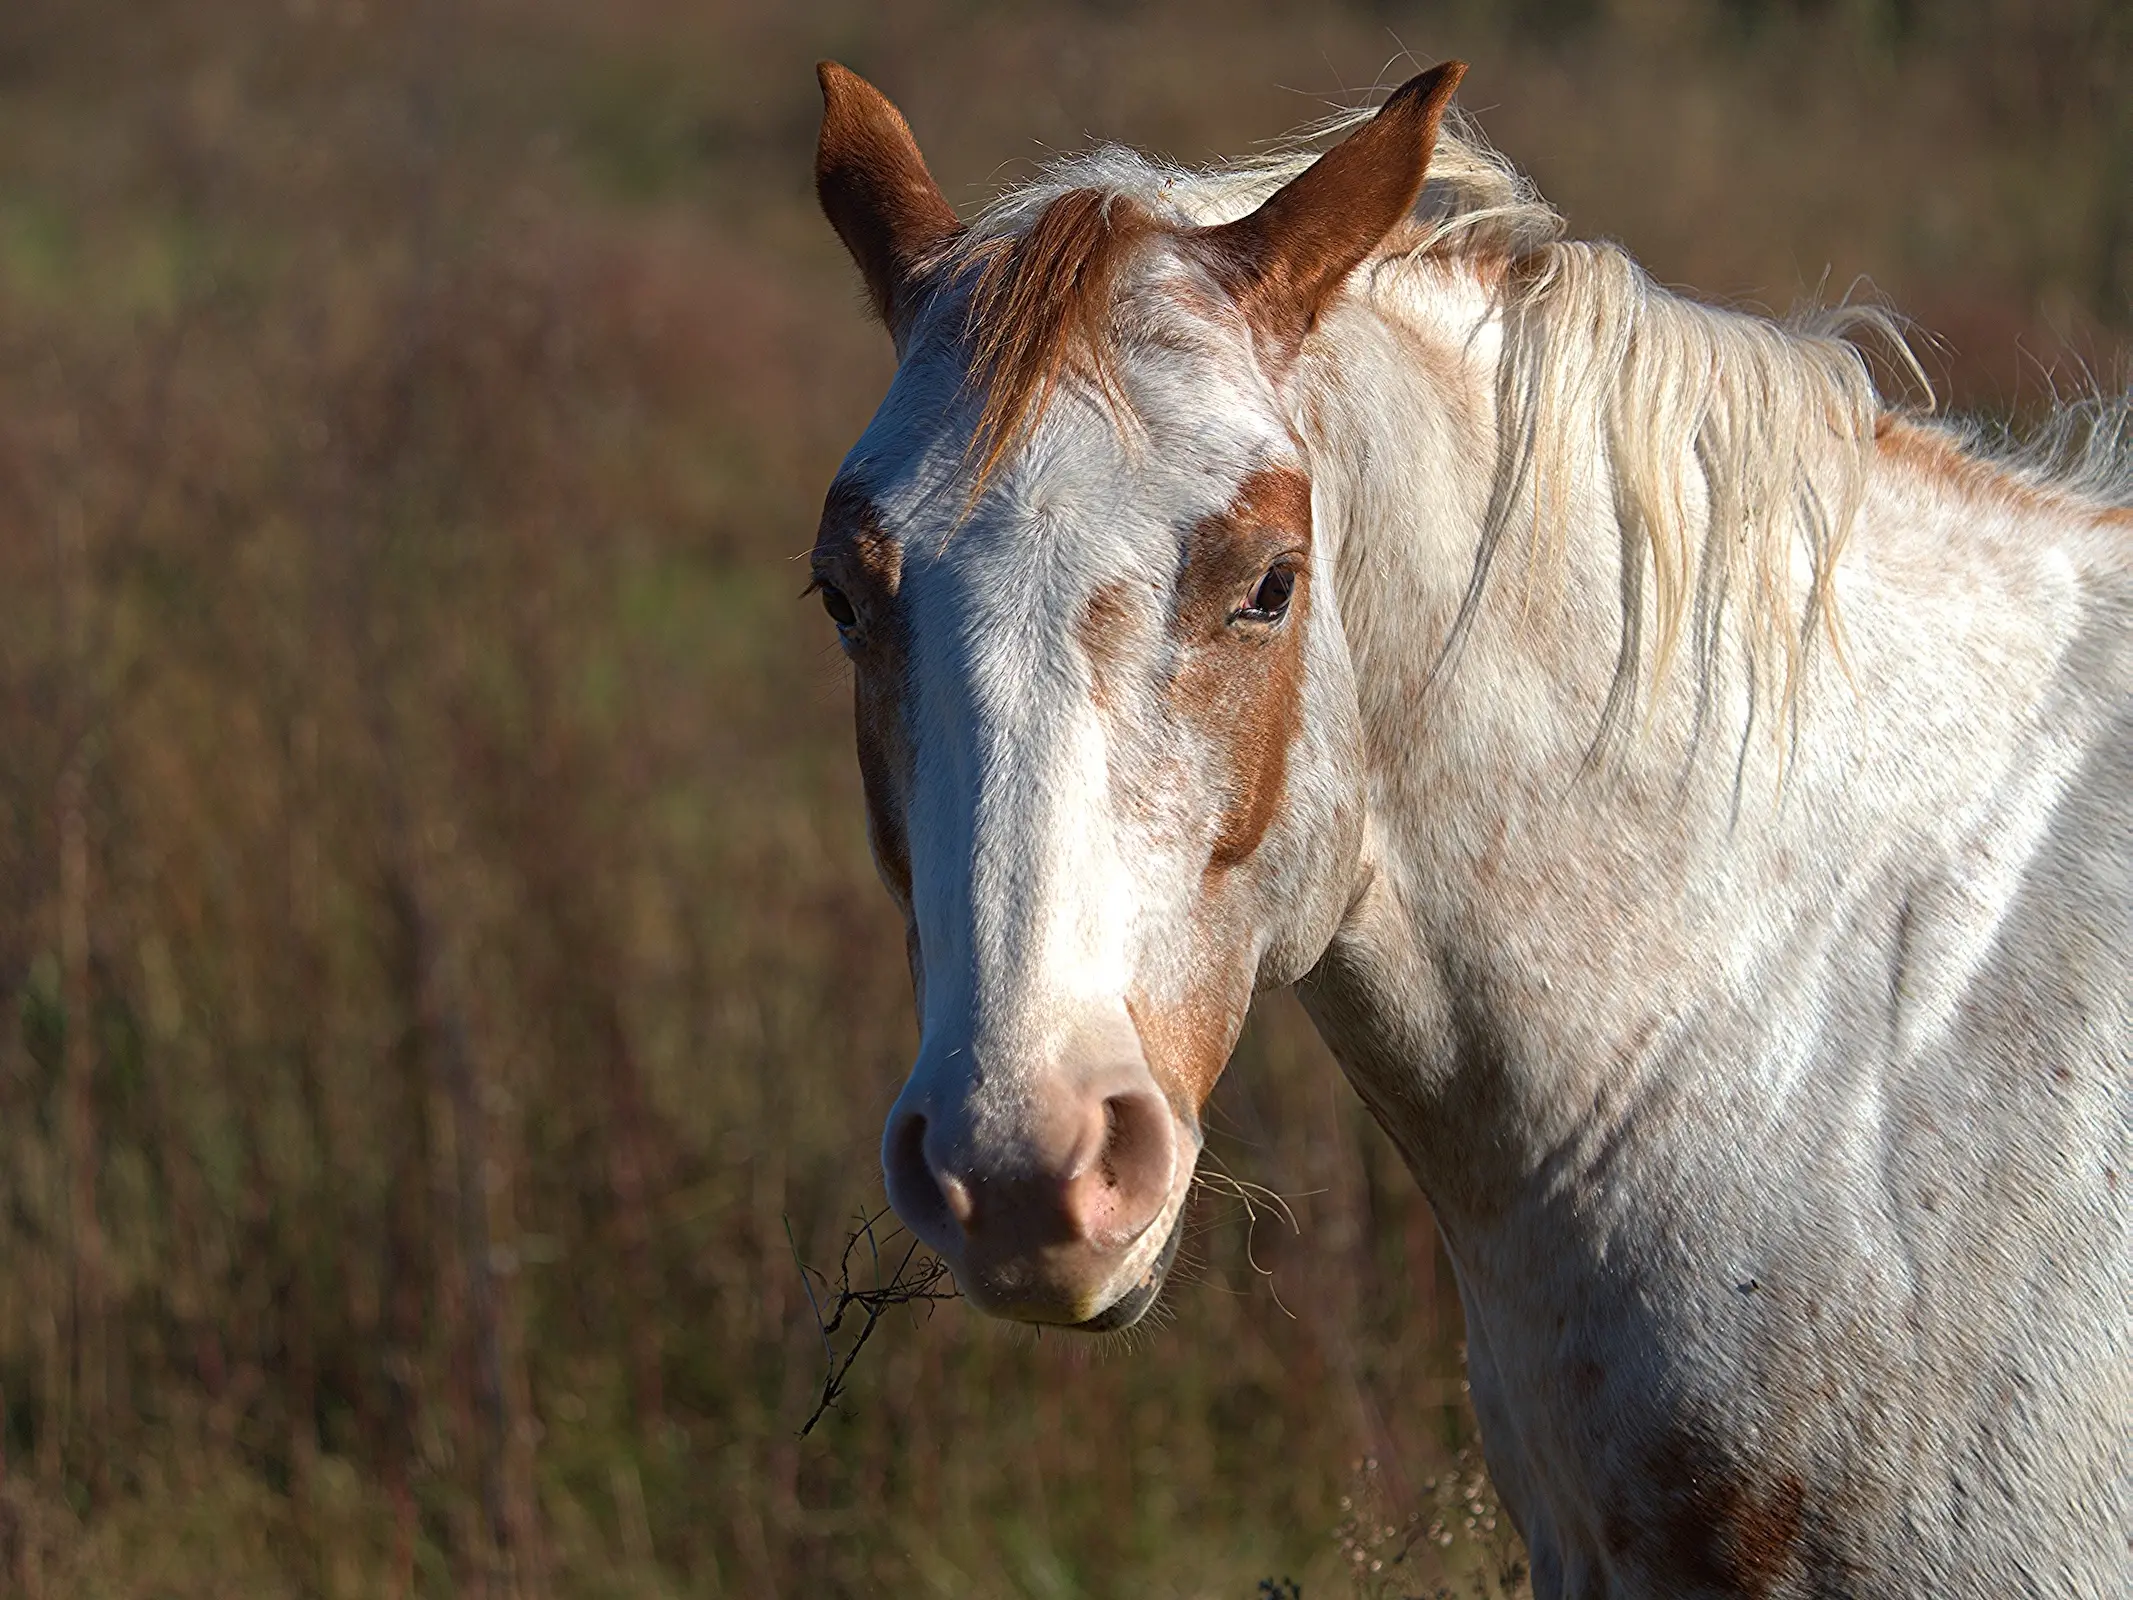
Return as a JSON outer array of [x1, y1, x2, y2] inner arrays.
[[1076, 580, 1138, 712]]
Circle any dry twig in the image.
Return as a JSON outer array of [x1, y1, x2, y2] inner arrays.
[[789, 1210, 957, 1436]]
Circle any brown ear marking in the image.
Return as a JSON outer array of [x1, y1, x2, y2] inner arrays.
[[1192, 61, 1467, 368], [815, 61, 964, 339]]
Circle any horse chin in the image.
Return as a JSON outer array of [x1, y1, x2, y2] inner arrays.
[[1067, 1207, 1186, 1333]]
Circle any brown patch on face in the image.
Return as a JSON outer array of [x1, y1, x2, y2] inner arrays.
[[1122, 464, 1315, 1116], [1167, 465, 1313, 872], [814, 481, 913, 913], [1126, 979, 1250, 1117], [1076, 579, 1138, 711]]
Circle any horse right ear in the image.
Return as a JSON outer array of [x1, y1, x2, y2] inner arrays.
[[815, 62, 963, 344]]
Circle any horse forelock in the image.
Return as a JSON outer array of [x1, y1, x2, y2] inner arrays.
[[931, 104, 1560, 502], [950, 189, 1160, 494]]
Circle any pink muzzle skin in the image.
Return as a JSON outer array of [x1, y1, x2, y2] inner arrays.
[[882, 1074, 1190, 1328]]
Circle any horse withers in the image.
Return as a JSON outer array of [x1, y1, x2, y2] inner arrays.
[[807, 58, 2131, 1597]]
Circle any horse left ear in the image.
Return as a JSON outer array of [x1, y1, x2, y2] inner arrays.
[[815, 61, 964, 343], [1193, 62, 1466, 369]]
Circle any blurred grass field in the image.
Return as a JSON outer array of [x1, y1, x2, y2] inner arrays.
[[0, 1, 2123, 1594]]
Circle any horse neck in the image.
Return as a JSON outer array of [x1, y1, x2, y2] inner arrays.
[[1292, 266, 2116, 1234]]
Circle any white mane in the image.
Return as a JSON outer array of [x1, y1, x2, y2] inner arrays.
[[1965, 391, 2133, 508]]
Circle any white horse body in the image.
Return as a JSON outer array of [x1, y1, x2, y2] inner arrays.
[[1298, 264, 2132, 1591], [811, 61, 2132, 1595]]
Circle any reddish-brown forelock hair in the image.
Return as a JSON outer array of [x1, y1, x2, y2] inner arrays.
[[947, 63, 1464, 503], [956, 189, 1158, 496]]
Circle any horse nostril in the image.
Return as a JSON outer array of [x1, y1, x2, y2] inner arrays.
[[1068, 1089, 1175, 1245], [885, 1111, 955, 1239], [1095, 1097, 1134, 1186], [885, 1108, 978, 1246]]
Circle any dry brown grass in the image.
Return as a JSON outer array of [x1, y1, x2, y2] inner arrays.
[[0, 0, 2122, 1594]]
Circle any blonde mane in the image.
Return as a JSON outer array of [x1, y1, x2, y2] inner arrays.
[[937, 97, 2124, 735]]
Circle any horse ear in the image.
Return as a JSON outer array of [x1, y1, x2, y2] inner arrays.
[[815, 61, 963, 341], [1193, 62, 1466, 369]]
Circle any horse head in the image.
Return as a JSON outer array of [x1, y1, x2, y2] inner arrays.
[[809, 61, 1464, 1328]]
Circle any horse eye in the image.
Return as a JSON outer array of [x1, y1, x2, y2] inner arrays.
[[819, 583, 858, 629], [1242, 564, 1295, 621]]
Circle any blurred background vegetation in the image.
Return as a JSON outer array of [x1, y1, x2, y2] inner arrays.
[[0, 0, 2123, 1594]]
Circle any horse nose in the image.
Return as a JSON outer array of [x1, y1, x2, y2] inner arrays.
[[881, 1079, 1180, 1319]]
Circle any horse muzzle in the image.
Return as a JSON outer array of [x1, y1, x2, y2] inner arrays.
[[881, 1025, 1196, 1328]]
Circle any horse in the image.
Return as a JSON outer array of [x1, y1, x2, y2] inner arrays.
[[806, 57, 2131, 1597]]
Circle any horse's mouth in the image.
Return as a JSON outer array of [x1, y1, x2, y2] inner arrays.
[[1066, 1207, 1186, 1332]]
